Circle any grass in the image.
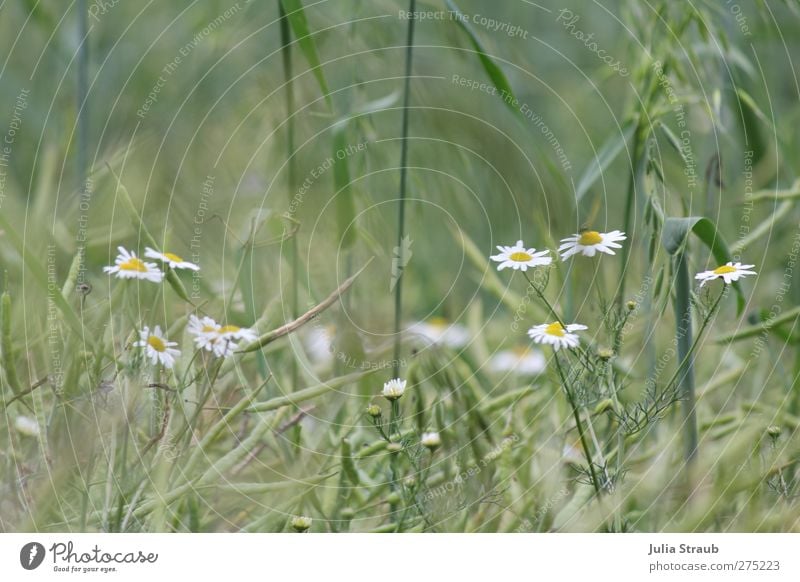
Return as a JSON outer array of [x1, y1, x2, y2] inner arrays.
[[1, 0, 799, 533]]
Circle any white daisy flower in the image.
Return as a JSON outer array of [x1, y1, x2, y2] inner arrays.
[[14, 416, 40, 437], [489, 346, 547, 376], [145, 247, 200, 271], [382, 378, 406, 401], [490, 240, 552, 271], [420, 431, 441, 449], [527, 322, 587, 351], [187, 314, 221, 352], [134, 325, 181, 368], [695, 262, 757, 286], [558, 229, 626, 260], [304, 325, 336, 364], [218, 324, 258, 343], [208, 324, 258, 358], [407, 317, 470, 349], [186, 316, 257, 358], [103, 246, 164, 283]]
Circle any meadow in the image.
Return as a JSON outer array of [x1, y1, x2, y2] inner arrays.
[[1, 0, 799, 533]]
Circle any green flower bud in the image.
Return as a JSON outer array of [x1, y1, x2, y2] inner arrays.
[[597, 347, 614, 360], [290, 515, 312, 532]]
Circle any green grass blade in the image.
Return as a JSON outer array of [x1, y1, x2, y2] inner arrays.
[[576, 118, 637, 202], [246, 368, 381, 413], [280, 0, 332, 108], [446, 0, 520, 117], [0, 214, 86, 341], [332, 121, 357, 249]]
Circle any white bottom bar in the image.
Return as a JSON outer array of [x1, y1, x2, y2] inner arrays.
[[1, 533, 798, 580]]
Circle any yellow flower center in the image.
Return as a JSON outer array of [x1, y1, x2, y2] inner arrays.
[[509, 251, 533, 262], [147, 335, 166, 352], [712, 265, 736, 275], [163, 252, 184, 263], [544, 322, 565, 337], [201, 325, 217, 333], [219, 325, 240, 334], [119, 257, 148, 272], [578, 230, 603, 246], [428, 316, 449, 328]]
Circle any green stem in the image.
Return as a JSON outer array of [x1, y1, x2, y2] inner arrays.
[[523, 271, 563, 326], [392, 0, 417, 378], [77, 0, 89, 195], [554, 353, 601, 495], [615, 123, 641, 313], [279, 0, 299, 390], [673, 250, 697, 465]]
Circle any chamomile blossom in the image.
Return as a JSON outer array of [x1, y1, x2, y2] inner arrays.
[[421, 431, 442, 450], [695, 262, 757, 286], [407, 317, 470, 349], [134, 325, 181, 368], [490, 240, 552, 271], [14, 416, 40, 437], [527, 322, 587, 351], [186, 316, 257, 358], [558, 229, 626, 260], [103, 246, 164, 283], [489, 346, 547, 376], [382, 378, 406, 401], [187, 314, 221, 352], [218, 324, 258, 343], [145, 247, 200, 271], [205, 323, 258, 359]]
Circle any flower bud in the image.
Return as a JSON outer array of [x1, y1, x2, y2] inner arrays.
[[382, 378, 406, 401], [290, 515, 312, 532], [421, 431, 441, 450], [766, 425, 781, 439], [597, 347, 614, 360], [626, 300, 636, 311], [366, 404, 382, 418]]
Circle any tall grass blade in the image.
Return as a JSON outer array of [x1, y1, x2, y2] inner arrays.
[[446, 0, 520, 117], [392, 0, 417, 377], [576, 118, 637, 202], [280, 0, 332, 108]]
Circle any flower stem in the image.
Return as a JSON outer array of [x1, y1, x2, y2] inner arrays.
[[279, 1, 299, 390], [615, 123, 641, 313], [523, 272, 563, 326], [77, 0, 89, 195], [554, 353, 601, 495], [392, 0, 417, 378]]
